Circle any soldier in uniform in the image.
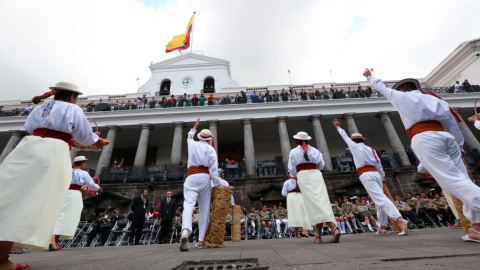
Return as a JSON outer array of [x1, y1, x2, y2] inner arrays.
[[258, 205, 273, 236], [331, 200, 346, 234], [419, 192, 442, 225], [275, 205, 288, 238], [405, 192, 430, 226], [433, 193, 454, 224], [341, 197, 359, 233], [394, 195, 424, 228], [247, 206, 259, 237], [354, 199, 375, 232]]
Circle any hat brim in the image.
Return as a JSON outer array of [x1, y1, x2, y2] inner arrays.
[[293, 135, 311, 140], [74, 158, 88, 162], [392, 78, 420, 90], [49, 86, 83, 95], [197, 133, 212, 140]]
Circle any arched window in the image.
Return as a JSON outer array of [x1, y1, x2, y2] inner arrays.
[[160, 79, 171, 95], [203, 77, 215, 93]]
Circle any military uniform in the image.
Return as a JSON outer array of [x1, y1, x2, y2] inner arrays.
[[331, 204, 344, 217], [275, 209, 288, 235], [406, 198, 422, 211], [355, 205, 369, 213], [247, 211, 259, 235], [394, 200, 423, 226], [433, 198, 452, 222], [369, 204, 377, 216], [342, 202, 356, 215], [258, 210, 272, 221], [420, 198, 436, 209]]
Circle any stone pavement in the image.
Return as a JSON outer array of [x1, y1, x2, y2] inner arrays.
[[10, 228, 480, 270]]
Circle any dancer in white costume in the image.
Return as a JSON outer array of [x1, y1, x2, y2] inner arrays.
[[50, 156, 101, 250], [0, 82, 109, 270], [180, 118, 222, 251], [281, 177, 311, 237], [364, 68, 480, 242], [288, 131, 341, 244], [333, 119, 407, 236]]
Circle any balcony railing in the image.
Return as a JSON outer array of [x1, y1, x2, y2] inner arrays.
[[98, 165, 187, 183]]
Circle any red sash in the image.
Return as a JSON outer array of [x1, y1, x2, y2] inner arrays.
[[33, 128, 72, 150], [69, 184, 82, 191], [288, 190, 301, 194], [296, 163, 316, 172], [356, 165, 377, 177], [406, 120, 444, 140], [187, 166, 209, 176]]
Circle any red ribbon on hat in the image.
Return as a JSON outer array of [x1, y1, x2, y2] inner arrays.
[[199, 134, 215, 150], [351, 135, 378, 163], [302, 141, 308, 153]]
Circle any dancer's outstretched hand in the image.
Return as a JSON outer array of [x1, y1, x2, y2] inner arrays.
[[193, 118, 200, 130], [468, 115, 480, 123], [363, 68, 372, 78], [332, 118, 341, 128]]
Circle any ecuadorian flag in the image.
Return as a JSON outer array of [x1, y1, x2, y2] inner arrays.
[[165, 14, 194, 53]]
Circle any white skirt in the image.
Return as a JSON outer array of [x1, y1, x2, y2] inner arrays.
[[52, 190, 83, 240], [297, 169, 336, 226], [0, 136, 71, 250], [287, 192, 312, 229]]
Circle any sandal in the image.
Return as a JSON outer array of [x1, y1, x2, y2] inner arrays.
[[195, 242, 205, 249], [330, 228, 341, 243], [15, 263, 31, 269], [462, 228, 480, 243], [313, 235, 322, 243], [48, 243, 56, 251], [375, 229, 389, 235]]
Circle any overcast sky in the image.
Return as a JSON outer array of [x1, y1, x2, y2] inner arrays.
[[1, 0, 479, 101]]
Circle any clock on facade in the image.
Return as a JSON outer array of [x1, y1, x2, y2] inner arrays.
[[181, 77, 193, 87]]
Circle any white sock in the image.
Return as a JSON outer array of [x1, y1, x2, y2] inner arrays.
[[352, 219, 359, 229], [376, 222, 380, 229], [346, 221, 353, 232], [340, 222, 345, 233], [367, 224, 373, 231]]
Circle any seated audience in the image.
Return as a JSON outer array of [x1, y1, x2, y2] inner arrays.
[[394, 195, 424, 228], [86, 206, 116, 246], [354, 199, 374, 232], [274, 204, 288, 237]]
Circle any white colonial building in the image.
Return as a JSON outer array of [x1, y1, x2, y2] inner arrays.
[[1, 38, 480, 182]]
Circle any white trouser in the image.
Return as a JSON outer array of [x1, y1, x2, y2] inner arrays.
[[359, 171, 402, 227], [412, 131, 480, 224], [181, 173, 212, 241], [275, 219, 288, 233]]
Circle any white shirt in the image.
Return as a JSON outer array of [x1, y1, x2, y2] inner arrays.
[[24, 100, 98, 146], [281, 178, 299, 197], [336, 127, 385, 178], [24, 106, 33, 112], [475, 120, 480, 130], [288, 145, 325, 178], [454, 83, 462, 92], [187, 129, 222, 186], [368, 76, 464, 149], [72, 169, 100, 191]]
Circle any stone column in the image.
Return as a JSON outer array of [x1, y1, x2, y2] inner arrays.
[[458, 121, 480, 150], [275, 116, 291, 170], [309, 115, 333, 171], [207, 120, 219, 154], [95, 126, 120, 176], [242, 118, 256, 177], [0, 130, 25, 164], [341, 113, 359, 135], [133, 124, 153, 167], [376, 112, 411, 167], [170, 122, 185, 164]]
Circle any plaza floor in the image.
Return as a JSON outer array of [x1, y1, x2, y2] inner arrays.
[[10, 227, 480, 270]]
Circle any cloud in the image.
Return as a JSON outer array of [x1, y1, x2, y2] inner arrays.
[[0, 0, 479, 101]]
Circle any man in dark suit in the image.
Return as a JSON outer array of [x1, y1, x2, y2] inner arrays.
[[158, 191, 175, 243], [130, 189, 149, 245]]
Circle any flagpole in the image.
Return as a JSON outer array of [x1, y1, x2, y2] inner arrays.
[[288, 71, 292, 85], [137, 78, 139, 93], [190, 12, 196, 52], [330, 70, 334, 86]]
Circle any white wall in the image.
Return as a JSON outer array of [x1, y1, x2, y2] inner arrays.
[[459, 60, 480, 86]]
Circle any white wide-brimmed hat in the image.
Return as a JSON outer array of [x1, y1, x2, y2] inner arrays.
[[293, 131, 311, 140], [50, 81, 83, 95], [73, 156, 88, 162], [392, 78, 420, 90], [351, 133, 364, 139], [197, 129, 213, 140]]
